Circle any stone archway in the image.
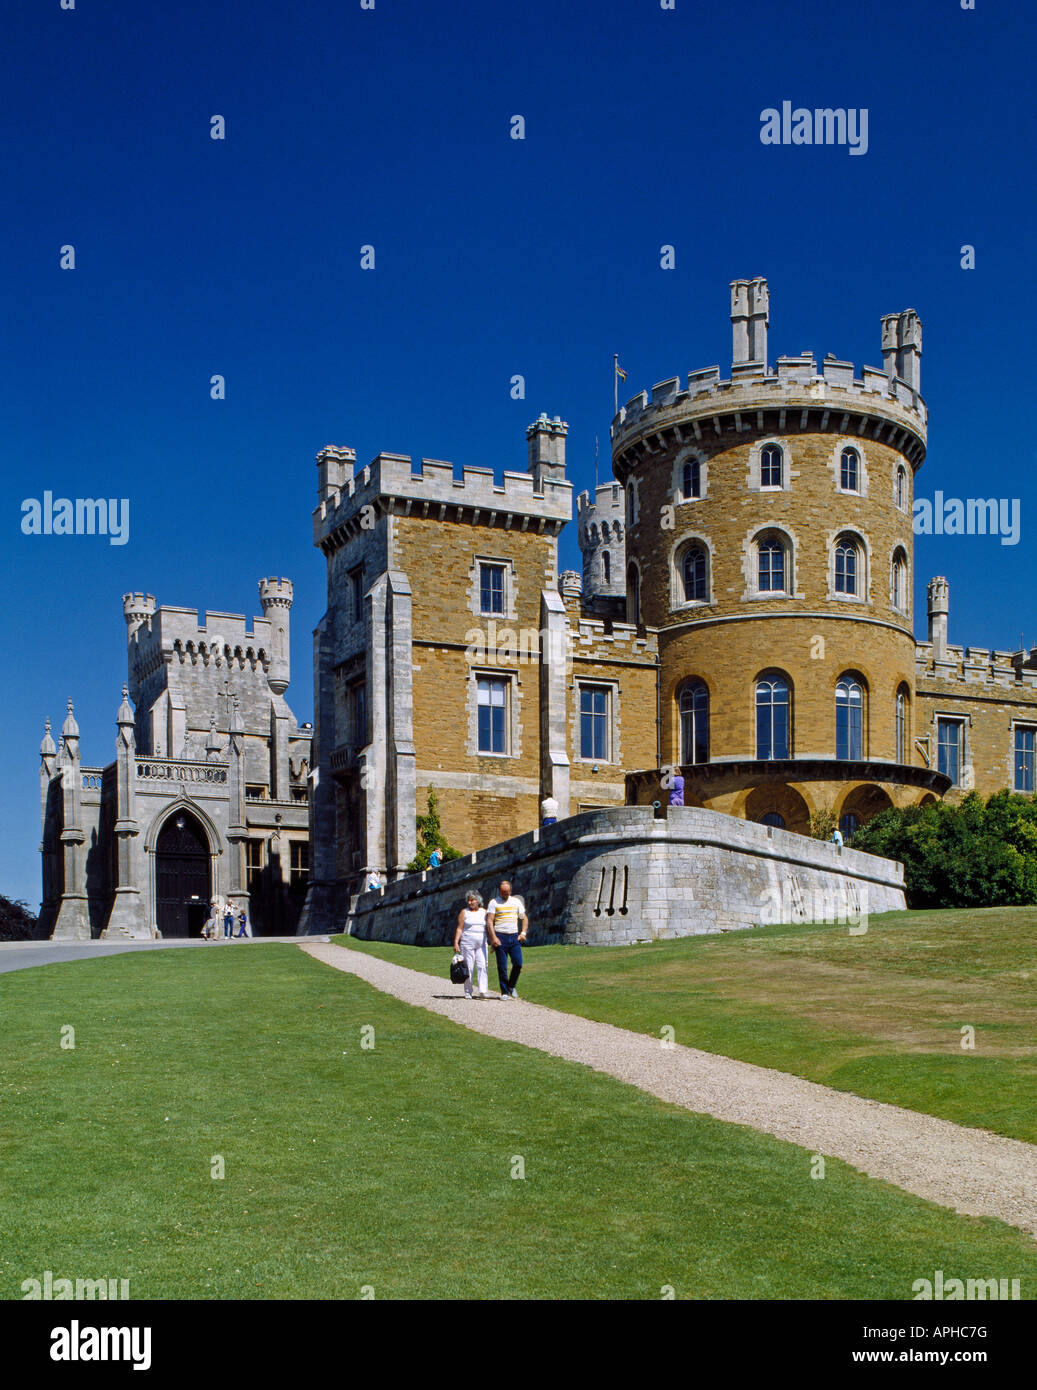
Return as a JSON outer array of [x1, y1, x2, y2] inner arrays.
[[155, 811, 211, 938], [838, 784, 894, 830], [743, 783, 811, 835]]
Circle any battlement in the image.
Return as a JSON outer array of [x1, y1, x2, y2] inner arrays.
[[127, 598, 276, 660], [612, 279, 927, 471], [315, 449, 572, 548], [612, 357, 927, 464], [916, 642, 1037, 692], [576, 482, 624, 518], [258, 577, 293, 609], [573, 615, 657, 662]]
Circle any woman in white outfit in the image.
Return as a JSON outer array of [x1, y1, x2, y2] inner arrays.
[[454, 891, 489, 999]]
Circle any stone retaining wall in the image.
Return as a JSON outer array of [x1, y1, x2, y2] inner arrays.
[[339, 805, 905, 946]]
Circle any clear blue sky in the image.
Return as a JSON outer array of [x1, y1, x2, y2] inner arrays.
[[3, 0, 1035, 907]]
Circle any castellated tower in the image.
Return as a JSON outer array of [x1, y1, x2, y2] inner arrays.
[[301, 416, 573, 931], [259, 577, 293, 695], [613, 278, 943, 831], [577, 482, 626, 609]]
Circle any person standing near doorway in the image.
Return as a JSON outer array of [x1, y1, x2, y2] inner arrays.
[[487, 880, 528, 999], [223, 903, 235, 940]]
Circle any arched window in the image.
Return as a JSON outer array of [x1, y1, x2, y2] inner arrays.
[[839, 812, 860, 840], [627, 563, 640, 624], [625, 483, 636, 525], [840, 447, 860, 492], [836, 677, 864, 760], [891, 548, 907, 611], [756, 676, 790, 759], [602, 550, 611, 586], [760, 812, 785, 829], [895, 686, 909, 763], [834, 536, 859, 596], [681, 457, 701, 500], [679, 681, 709, 764], [681, 544, 707, 602], [760, 443, 783, 488], [757, 535, 787, 592], [896, 465, 907, 510]]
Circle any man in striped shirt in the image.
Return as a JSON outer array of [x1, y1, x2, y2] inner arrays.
[[487, 880, 529, 999]]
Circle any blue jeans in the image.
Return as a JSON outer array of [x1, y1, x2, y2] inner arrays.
[[495, 933, 522, 995]]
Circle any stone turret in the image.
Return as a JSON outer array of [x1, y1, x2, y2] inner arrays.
[[730, 277, 770, 370], [577, 483, 626, 602], [52, 700, 90, 940], [259, 577, 293, 695], [928, 576, 950, 663], [526, 414, 568, 490], [123, 592, 156, 640]]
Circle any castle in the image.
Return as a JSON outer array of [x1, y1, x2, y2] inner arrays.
[[38, 582, 311, 939], [36, 279, 1037, 939], [298, 278, 1037, 934]]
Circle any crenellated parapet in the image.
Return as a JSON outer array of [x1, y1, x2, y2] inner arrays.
[[572, 615, 658, 663], [611, 354, 927, 477], [315, 449, 573, 555], [916, 642, 1037, 691]]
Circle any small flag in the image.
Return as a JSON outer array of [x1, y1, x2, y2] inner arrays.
[[615, 363, 627, 381]]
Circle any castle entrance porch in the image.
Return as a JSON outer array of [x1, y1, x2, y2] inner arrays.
[[155, 812, 211, 938]]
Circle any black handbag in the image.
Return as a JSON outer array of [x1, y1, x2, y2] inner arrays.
[[449, 953, 470, 984]]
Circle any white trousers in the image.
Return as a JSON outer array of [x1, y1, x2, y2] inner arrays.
[[460, 931, 488, 995]]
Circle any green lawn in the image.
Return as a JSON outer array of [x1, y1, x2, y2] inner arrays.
[[336, 906, 1037, 1144], [0, 945, 1034, 1300]]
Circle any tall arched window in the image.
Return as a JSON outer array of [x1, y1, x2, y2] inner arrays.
[[627, 563, 640, 624], [896, 465, 907, 510], [840, 447, 860, 491], [756, 675, 790, 760], [758, 535, 787, 592], [891, 548, 907, 611], [836, 677, 864, 760], [681, 457, 701, 500], [834, 535, 859, 596], [895, 686, 909, 763], [681, 544, 707, 602], [679, 681, 709, 764], [602, 550, 611, 586], [760, 443, 783, 488]]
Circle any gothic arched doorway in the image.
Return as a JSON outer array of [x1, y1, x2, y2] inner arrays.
[[155, 811, 211, 938]]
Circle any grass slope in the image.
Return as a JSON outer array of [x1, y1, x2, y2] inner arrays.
[[1, 946, 1034, 1300], [336, 906, 1037, 1143]]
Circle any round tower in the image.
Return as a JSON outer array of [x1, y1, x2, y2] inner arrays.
[[259, 577, 293, 695], [122, 592, 156, 640], [576, 482, 626, 601], [612, 278, 945, 831]]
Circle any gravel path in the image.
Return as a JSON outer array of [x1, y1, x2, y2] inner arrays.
[[301, 940, 1037, 1238]]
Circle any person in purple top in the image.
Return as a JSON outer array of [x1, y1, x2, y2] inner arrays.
[[668, 773, 685, 807]]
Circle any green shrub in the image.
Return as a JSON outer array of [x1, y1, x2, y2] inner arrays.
[[852, 792, 1037, 909]]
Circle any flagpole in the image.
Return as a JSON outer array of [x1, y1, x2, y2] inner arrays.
[[613, 353, 619, 416]]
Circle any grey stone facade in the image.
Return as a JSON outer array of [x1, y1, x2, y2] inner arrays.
[[346, 806, 904, 946], [38, 581, 312, 939]]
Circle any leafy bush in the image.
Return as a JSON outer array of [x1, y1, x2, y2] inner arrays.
[[809, 807, 837, 841], [406, 788, 462, 872], [851, 791, 1037, 909], [0, 894, 40, 942]]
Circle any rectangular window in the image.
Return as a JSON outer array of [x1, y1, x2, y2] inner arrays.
[[245, 784, 266, 801], [290, 840, 309, 888], [479, 563, 505, 615], [937, 719, 963, 786], [352, 681, 367, 746], [246, 838, 265, 896], [1015, 726, 1036, 793], [350, 567, 365, 622], [579, 685, 609, 761], [477, 677, 508, 754]]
